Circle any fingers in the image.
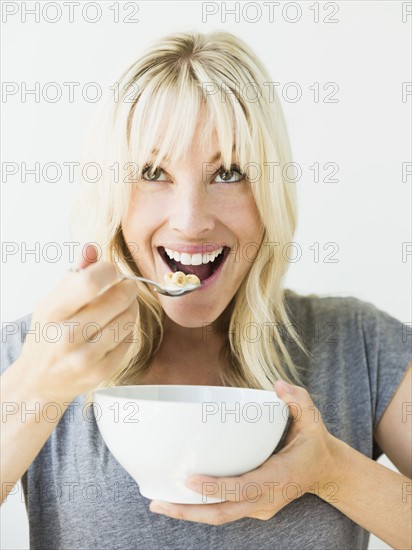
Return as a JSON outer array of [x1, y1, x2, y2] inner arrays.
[[62, 319, 137, 398], [75, 243, 99, 270], [18, 244, 141, 401], [91, 299, 138, 360], [185, 475, 247, 503], [37, 261, 128, 322], [62, 288, 138, 368], [63, 279, 138, 342], [149, 499, 253, 525], [97, 323, 137, 380], [184, 455, 283, 504], [274, 381, 319, 431]]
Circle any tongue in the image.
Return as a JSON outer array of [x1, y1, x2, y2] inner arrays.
[[173, 260, 214, 281]]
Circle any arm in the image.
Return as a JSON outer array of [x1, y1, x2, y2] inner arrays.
[[373, 361, 412, 478], [1, 245, 139, 505], [320, 435, 411, 550], [318, 361, 412, 550], [0, 357, 70, 504]]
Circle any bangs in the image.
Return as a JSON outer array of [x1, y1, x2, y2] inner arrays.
[[125, 61, 254, 182]]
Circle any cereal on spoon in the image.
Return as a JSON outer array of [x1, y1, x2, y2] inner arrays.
[[163, 271, 201, 288]]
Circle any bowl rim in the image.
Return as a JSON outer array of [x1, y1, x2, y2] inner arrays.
[[92, 384, 285, 406]]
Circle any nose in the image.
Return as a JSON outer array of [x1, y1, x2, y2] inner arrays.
[[168, 180, 215, 237]]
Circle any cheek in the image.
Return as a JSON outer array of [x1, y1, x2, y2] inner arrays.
[[122, 191, 163, 240], [235, 200, 264, 264], [120, 218, 147, 268], [228, 195, 263, 239]]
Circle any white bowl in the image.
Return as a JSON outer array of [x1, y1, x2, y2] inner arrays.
[[93, 385, 289, 504]]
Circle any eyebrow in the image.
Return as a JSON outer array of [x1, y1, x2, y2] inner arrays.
[[150, 146, 236, 164]]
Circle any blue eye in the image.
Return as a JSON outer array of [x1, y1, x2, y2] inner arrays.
[[214, 164, 245, 183]]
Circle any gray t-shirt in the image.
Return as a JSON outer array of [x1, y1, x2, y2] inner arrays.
[[1, 291, 411, 550]]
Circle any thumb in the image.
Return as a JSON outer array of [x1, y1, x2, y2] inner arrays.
[[73, 243, 99, 271], [274, 380, 316, 428]]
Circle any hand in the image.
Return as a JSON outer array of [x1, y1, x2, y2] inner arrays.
[[149, 381, 344, 525], [19, 244, 139, 403]]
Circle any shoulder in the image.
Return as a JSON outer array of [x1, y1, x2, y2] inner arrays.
[[1, 313, 33, 375], [284, 289, 399, 335], [283, 289, 410, 367], [285, 288, 379, 318], [281, 290, 411, 463]]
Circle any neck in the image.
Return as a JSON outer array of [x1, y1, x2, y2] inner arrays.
[[162, 316, 222, 354], [138, 301, 235, 386], [140, 311, 230, 386], [162, 299, 233, 351]]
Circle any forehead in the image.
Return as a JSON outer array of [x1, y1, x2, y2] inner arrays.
[[149, 118, 218, 158], [127, 83, 242, 170]]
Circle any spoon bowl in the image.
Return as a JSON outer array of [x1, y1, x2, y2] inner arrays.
[[119, 274, 204, 296]]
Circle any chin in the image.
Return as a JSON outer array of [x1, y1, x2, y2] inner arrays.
[[173, 319, 209, 329], [163, 304, 223, 329]]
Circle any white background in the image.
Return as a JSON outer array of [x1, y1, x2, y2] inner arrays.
[[1, 1, 411, 549]]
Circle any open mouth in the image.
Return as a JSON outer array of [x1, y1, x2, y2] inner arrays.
[[157, 246, 231, 283]]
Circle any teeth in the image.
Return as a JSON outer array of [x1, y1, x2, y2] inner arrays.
[[191, 253, 203, 266], [164, 246, 224, 266], [180, 252, 191, 265]]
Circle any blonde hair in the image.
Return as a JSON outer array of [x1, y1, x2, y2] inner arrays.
[[70, 31, 312, 402]]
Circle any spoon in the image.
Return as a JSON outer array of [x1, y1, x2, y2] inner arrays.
[[69, 267, 203, 297], [118, 274, 204, 297]]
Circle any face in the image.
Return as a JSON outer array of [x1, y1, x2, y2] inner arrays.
[[121, 122, 264, 329]]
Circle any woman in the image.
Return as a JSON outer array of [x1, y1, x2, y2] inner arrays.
[[1, 31, 411, 549]]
